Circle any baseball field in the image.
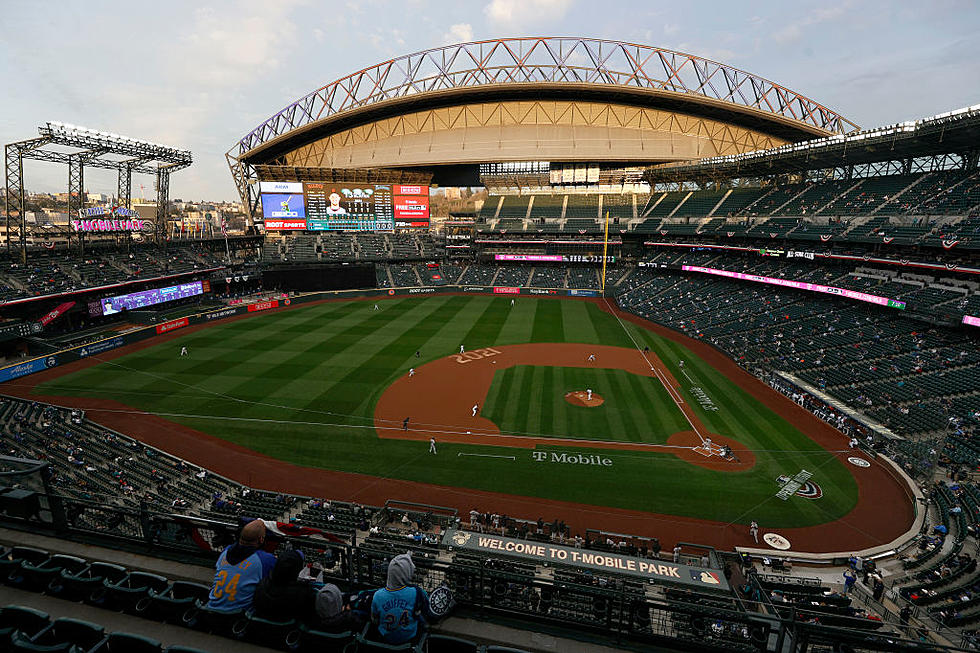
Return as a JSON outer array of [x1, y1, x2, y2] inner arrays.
[[23, 294, 915, 551]]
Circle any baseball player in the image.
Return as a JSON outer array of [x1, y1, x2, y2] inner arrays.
[[373, 304, 380, 311], [679, 359, 685, 368], [471, 403, 479, 417], [460, 344, 465, 354], [409, 368, 415, 377], [749, 520, 759, 544], [402, 417, 410, 431], [510, 299, 515, 307], [429, 437, 437, 454], [586, 388, 593, 402], [415, 350, 421, 358], [180, 346, 188, 357], [587, 353, 595, 362]]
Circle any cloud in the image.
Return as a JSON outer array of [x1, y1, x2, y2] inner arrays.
[[663, 23, 680, 36], [445, 23, 474, 44], [483, 0, 574, 28], [176, 2, 303, 86], [773, 3, 849, 45]]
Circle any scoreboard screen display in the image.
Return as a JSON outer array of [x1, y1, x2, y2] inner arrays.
[[260, 182, 429, 231], [90, 280, 207, 317]]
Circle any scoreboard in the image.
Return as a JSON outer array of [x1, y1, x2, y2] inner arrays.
[[260, 182, 429, 231]]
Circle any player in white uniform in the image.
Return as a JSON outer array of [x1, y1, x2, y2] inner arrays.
[[409, 368, 415, 377], [180, 346, 187, 357], [429, 437, 437, 454], [460, 344, 465, 354], [471, 403, 479, 417], [587, 388, 593, 401], [587, 353, 595, 362]]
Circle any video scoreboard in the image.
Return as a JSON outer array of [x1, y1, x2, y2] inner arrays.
[[260, 182, 429, 231]]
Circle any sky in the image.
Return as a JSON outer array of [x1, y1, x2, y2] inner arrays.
[[1, 0, 977, 202]]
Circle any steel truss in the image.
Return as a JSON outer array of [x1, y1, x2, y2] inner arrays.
[[3, 122, 192, 260], [227, 37, 858, 217]]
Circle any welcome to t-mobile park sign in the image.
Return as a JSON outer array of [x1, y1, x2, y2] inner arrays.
[[443, 529, 728, 590]]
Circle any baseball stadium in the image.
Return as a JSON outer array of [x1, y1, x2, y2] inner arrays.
[[1, 35, 979, 653]]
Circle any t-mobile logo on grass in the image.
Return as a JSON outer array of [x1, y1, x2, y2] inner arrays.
[[532, 451, 612, 466]]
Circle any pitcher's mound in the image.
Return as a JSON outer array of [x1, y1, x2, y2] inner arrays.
[[566, 390, 604, 407]]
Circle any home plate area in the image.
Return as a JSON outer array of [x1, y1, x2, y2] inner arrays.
[[565, 390, 605, 407], [693, 438, 729, 458]]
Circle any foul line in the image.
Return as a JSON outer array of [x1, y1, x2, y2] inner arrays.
[[602, 299, 705, 444], [77, 406, 702, 451], [457, 453, 516, 460]]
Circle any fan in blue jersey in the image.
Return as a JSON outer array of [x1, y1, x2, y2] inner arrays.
[[370, 552, 434, 645], [207, 519, 277, 612]]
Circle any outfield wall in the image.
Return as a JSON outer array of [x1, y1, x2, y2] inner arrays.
[[0, 285, 600, 385]]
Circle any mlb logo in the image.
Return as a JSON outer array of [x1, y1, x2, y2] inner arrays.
[[691, 570, 721, 585]]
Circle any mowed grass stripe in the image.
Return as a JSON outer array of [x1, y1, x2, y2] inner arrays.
[[531, 299, 564, 342], [295, 297, 468, 419]]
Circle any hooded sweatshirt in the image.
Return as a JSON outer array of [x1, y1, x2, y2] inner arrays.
[[370, 553, 431, 644], [315, 583, 360, 632], [252, 550, 315, 622]]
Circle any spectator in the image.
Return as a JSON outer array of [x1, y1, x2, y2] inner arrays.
[[370, 553, 434, 645], [207, 519, 277, 612], [252, 549, 316, 622], [315, 583, 363, 633]]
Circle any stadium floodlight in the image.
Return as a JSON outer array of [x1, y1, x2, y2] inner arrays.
[[40, 121, 192, 163]]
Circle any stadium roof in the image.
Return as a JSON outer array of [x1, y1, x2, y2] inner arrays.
[[645, 104, 980, 183], [230, 37, 857, 164]]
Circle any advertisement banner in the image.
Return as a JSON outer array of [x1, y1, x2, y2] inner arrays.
[[463, 286, 486, 292], [393, 185, 427, 196], [156, 317, 189, 334], [78, 336, 125, 358], [442, 529, 727, 590], [964, 315, 980, 327], [0, 356, 58, 384], [248, 300, 279, 312], [38, 301, 76, 326], [264, 219, 307, 230], [493, 287, 520, 294], [204, 307, 241, 321], [568, 289, 599, 297], [496, 254, 564, 262], [681, 266, 907, 310]]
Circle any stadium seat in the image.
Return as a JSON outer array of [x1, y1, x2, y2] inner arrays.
[[355, 624, 427, 652], [17, 554, 87, 593], [297, 625, 352, 652], [97, 632, 162, 653], [141, 580, 210, 624], [50, 562, 126, 603], [10, 617, 106, 652], [426, 634, 479, 652], [0, 606, 50, 648], [188, 601, 248, 638], [0, 547, 50, 585], [242, 613, 301, 650], [101, 572, 169, 614]]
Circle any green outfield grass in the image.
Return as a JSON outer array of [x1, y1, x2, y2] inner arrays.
[[33, 295, 858, 527]]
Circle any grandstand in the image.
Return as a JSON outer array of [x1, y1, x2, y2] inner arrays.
[[3, 30, 980, 653]]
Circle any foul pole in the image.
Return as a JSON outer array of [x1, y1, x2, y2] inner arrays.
[[600, 210, 610, 295]]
